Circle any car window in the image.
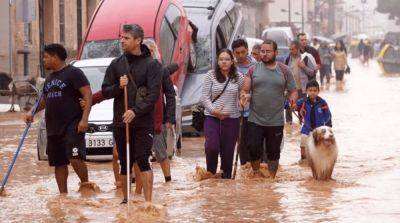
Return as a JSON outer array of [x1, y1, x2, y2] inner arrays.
[[165, 4, 182, 36], [160, 18, 176, 65], [216, 25, 227, 54], [79, 66, 107, 92], [264, 31, 289, 47], [218, 12, 234, 45], [81, 40, 121, 59], [185, 8, 212, 71], [278, 48, 289, 57]]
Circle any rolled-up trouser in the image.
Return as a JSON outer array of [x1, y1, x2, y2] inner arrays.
[[204, 116, 239, 179], [247, 122, 284, 162]]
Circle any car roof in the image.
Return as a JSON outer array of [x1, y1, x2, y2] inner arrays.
[[182, 0, 219, 7], [86, 0, 162, 41], [72, 58, 115, 67]]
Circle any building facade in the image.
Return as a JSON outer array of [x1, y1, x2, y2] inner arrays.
[[236, 0, 273, 38], [0, 0, 101, 79]]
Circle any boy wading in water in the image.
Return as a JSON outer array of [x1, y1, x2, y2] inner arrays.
[[25, 44, 93, 193]]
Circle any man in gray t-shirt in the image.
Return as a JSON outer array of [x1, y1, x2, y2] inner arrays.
[[240, 40, 297, 178]]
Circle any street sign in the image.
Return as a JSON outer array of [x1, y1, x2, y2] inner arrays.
[[16, 0, 36, 23]]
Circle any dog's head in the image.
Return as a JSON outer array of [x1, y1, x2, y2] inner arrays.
[[312, 126, 336, 147]]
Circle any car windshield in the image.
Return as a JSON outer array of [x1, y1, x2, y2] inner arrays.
[[278, 48, 289, 56], [81, 38, 154, 59], [265, 31, 289, 47], [185, 7, 212, 71], [79, 66, 107, 92]]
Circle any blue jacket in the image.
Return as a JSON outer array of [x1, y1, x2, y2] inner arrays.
[[296, 96, 332, 135]]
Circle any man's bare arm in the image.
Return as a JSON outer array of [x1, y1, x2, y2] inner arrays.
[[288, 89, 298, 108], [240, 75, 251, 107], [78, 85, 92, 132]]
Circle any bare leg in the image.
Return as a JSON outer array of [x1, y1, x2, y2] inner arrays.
[[140, 170, 153, 202], [112, 146, 121, 186], [133, 163, 143, 195], [251, 159, 261, 172], [55, 165, 69, 194], [300, 147, 306, 160], [160, 159, 171, 182], [69, 159, 88, 183], [120, 175, 128, 199]]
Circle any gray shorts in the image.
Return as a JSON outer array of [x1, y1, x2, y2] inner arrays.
[[153, 125, 175, 162]]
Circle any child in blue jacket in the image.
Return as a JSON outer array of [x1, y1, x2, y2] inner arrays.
[[296, 80, 332, 160]]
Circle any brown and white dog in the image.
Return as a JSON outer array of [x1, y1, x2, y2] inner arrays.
[[306, 126, 338, 180]]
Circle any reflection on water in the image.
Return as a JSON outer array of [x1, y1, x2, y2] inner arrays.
[[1, 59, 400, 222]]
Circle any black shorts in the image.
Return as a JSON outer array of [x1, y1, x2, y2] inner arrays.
[[246, 122, 284, 162], [46, 122, 86, 167], [335, 70, 345, 81], [113, 126, 154, 175]]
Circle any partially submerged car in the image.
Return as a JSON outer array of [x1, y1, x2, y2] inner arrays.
[[180, 0, 244, 133], [75, 0, 193, 149]]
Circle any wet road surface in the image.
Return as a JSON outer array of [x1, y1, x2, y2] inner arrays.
[[1, 59, 400, 222]]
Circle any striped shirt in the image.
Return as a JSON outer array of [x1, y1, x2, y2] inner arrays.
[[201, 70, 244, 119]]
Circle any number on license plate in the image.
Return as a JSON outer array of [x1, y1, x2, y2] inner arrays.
[[86, 138, 113, 148]]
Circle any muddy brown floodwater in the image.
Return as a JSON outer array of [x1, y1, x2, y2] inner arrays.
[[1, 59, 400, 222]]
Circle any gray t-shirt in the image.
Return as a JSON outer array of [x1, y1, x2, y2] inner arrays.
[[248, 62, 296, 126]]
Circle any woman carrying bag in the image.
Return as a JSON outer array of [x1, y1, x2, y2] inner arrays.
[[332, 41, 348, 91], [201, 49, 245, 179]]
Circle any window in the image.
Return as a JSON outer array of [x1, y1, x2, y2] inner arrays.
[[218, 11, 235, 45], [184, 7, 212, 71], [59, 0, 65, 43], [216, 26, 227, 54], [27, 23, 32, 44], [159, 18, 176, 65], [165, 4, 182, 36], [81, 40, 122, 59], [77, 0, 83, 47]]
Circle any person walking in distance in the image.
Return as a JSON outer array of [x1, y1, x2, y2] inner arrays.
[[240, 40, 298, 178], [297, 33, 319, 78], [332, 41, 348, 91], [101, 24, 162, 204], [251, 44, 262, 62], [24, 44, 93, 194], [318, 42, 333, 89]]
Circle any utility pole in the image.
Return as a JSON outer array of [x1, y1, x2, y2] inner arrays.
[[288, 0, 291, 25], [301, 0, 304, 32], [328, 0, 336, 35]]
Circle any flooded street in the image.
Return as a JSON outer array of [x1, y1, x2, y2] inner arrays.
[[1, 59, 400, 222]]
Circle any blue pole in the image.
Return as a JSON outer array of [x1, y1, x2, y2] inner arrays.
[[0, 93, 43, 193]]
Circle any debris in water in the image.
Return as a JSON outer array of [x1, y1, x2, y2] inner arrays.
[[195, 166, 216, 181]]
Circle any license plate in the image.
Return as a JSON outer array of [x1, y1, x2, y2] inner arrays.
[[86, 137, 113, 148]]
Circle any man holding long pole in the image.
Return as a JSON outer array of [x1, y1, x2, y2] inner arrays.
[[102, 24, 162, 205]]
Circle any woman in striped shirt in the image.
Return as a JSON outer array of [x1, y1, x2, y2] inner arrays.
[[201, 49, 245, 179]]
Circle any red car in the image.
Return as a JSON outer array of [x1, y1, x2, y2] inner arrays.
[[77, 0, 193, 149]]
